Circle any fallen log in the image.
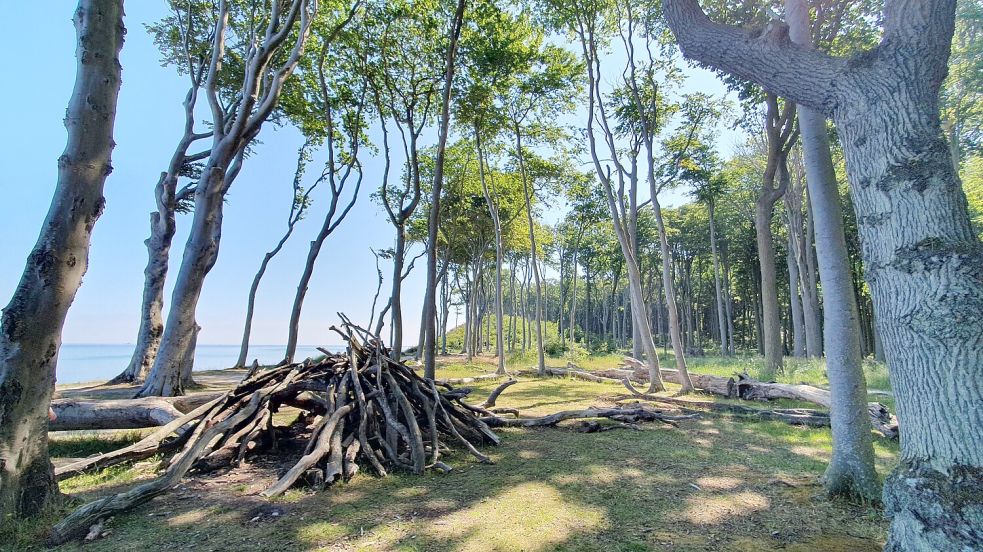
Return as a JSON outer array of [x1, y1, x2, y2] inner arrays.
[[618, 358, 898, 438], [619, 380, 830, 427], [49, 319, 501, 545], [50, 392, 225, 431], [516, 366, 614, 383], [437, 373, 505, 385], [482, 406, 698, 428], [50, 399, 184, 431]]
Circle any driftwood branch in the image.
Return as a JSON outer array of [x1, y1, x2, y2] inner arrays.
[[49, 322, 500, 544]]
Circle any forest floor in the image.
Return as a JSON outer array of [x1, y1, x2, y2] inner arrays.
[[13, 352, 898, 551]]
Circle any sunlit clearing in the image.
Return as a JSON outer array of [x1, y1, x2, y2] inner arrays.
[[431, 482, 606, 551], [682, 491, 770, 525]]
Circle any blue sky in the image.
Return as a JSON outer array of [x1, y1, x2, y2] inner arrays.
[[0, 2, 740, 348]]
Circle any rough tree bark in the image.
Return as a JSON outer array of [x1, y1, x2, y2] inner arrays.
[[665, 1, 983, 548], [0, 0, 123, 520]]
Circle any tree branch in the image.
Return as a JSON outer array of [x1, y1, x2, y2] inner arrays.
[[663, 0, 845, 114]]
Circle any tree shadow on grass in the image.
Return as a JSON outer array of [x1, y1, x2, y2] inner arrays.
[[49, 411, 892, 552]]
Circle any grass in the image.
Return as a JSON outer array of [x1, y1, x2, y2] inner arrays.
[[7, 352, 898, 551]]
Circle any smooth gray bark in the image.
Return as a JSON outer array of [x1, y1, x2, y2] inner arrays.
[[0, 0, 123, 519], [708, 202, 729, 355], [235, 143, 314, 368], [665, 1, 983, 547], [475, 129, 507, 375], [786, 232, 806, 357], [785, 0, 880, 502], [422, 0, 466, 380], [514, 126, 547, 375], [140, 0, 315, 396], [755, 94, 796, 379]]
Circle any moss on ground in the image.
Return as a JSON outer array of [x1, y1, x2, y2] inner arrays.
[[5, 353, 897, 551]]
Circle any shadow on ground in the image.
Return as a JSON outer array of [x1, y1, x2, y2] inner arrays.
[[34, 360, 894, 552]]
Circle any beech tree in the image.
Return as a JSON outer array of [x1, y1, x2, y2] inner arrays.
[[665, 1, 983, 548], [755, 93, 797, 379], [422, 0, 468, 380], [138, 0, 318, 396], [282, 19, 370, 365], [363, 0, 444, 359], [782, 0, 880, 502], [234, 142, 317, 369], [0, 0, 124, 519]]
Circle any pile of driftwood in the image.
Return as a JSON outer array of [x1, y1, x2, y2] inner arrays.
[[49, 323, 500, 544], [50, 324, 698, 544]]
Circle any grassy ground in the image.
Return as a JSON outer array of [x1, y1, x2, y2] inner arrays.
[[7, 353, 898, 551]]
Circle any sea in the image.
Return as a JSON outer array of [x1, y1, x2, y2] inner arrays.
[[55, 344, 343, 385]]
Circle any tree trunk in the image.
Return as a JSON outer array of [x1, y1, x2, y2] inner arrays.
[[800, 196, 823, 357], [390, 228, 407, 360], [651, 198, 694, 391], [665, 2, 983, 547], [786, 233, 807, 357], [178, 322, 200, 388], [709, 203, 729, 355], [116, 204, 173, 383], [755, 198, 784, 378], [422, 0, 466, 380], [0, 0, 123, 520], [785, 0, 881, 501], [138, 162, 231, 398], [235, 222, 297, 368]]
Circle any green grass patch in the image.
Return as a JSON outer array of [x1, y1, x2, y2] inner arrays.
[[17, 353, 897, 551]]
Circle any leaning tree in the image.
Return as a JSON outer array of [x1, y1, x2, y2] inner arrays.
[[664, 1, 983, 549], [0, 0, 124, 520], [137, 0, 320, 396]]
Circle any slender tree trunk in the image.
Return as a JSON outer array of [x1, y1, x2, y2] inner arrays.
[[784, 0, 885, 504], [709, 203, 729, 355], [652, 198, 694, 391], [787, 233, 807, 357], [800, 196, 823, 357], [0, 0, 123, 519], [755, 198, 784, 378], [515, 132, 547, 373], [422, 0, 466, 380], [234, 215, 298, 368], [569, 246, 579, 345], [390, 229, 407, 359]]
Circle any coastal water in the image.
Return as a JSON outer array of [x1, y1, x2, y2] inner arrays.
[[55, 344, 340, 385]]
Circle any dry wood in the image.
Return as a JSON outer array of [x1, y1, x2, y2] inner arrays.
[[481, 406, 697, 428], [619, 359, 898, 437], [482, 379, 517, 408], [50, 392, 224, 431], [50, 399, 184, 431], [50, 322, 501, 543]]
